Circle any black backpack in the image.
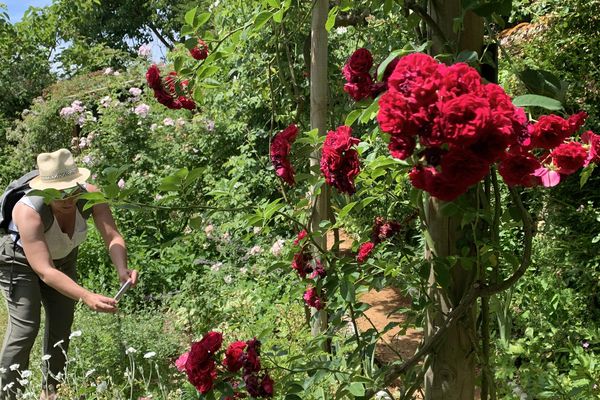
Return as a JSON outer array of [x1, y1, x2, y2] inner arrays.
[[0, 170, 44, 234]]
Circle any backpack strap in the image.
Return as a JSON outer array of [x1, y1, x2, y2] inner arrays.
[[27, 196, 54, 233]]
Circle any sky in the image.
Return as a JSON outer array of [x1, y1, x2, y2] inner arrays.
[[3, 0, 51, 22], [2, 0, 166, 61]]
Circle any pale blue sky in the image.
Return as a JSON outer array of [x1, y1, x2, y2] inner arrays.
[[3, 0, 51, 22]]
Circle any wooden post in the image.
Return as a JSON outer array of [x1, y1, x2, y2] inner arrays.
[[424, 1, 484, 399], [309, 0, 329, 338]]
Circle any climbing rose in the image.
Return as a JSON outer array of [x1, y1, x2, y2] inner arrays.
[[270, 124, 298, 185], [223, 341, 246, 373], [190, 39, 209, 60], [303, 287, 325, 310], [320, 125, 361, 195], [551, 141, 588, 175], [357, 242, 375, 263], [185, 337, 220, 393], [291, 251, 311, 278], [498, 152, 541, 187]]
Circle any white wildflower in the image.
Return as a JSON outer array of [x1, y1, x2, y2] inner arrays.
[[248, 245, 262, 256], [3, 382, 14, 391], [103, 67, 113, 75], [270, 239, 285, 256], [53, 340, 64, 348], [224, 275, 233, 284], [143, 351, 156, 359], [204, 224, 214, 237], [117, 178, 126, 189], [125, 347, 137, 355], [137, 43, 152, 59], [100, 96, 112, 108], [162, 117, 175, 126], [85, 369, 96, 378], [41, 355, 51, 361], [240, 267, 248, 274], [129, 87, 142, 98], [20, 370, 31, 378], [134, 104, 150, 118], [335, 26, 348, 35], [9, 364, 19, 371], [211, 262, 223, 272]]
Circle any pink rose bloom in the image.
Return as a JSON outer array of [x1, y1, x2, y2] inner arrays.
[[175, 351, 189, 371]]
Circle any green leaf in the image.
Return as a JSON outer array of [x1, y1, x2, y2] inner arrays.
[[196, 12, 211, 28], [344, 109, 363, 127], [377, 49, 411, 80], [518, 68, 566, 101], [512, 94, 563, 111], [273, 8, 285, 23], [580, 163, 596, 188], [456, 50, 478, 64], [348, 382, 365, 396], [189, 215, 203, 230], [384, 0, 394, 13], [184, 6, 197, 27], [338, 201, 358, 219], [359, 97, 380, 123], [253, 11, 273, 30], [325, 6, 338, 32], [267, 0, 280, 7]]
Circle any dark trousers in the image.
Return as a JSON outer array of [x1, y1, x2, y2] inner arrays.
[[0, 262, 76, 399]]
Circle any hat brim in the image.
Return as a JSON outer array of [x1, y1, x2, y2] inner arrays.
[[29, 168, 91, 191]]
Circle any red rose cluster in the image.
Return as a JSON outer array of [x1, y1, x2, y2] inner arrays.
[[270, 124, 298, 185], [357, 217, 402, 263], [320, 125, 361, 195], [370, 52, 599, 200], [145, 64, 196, 110], [190, 39, 209, 61], [176, 331, 274, 398], [342, 48, 398, 101], [292, 230, 326, 310]]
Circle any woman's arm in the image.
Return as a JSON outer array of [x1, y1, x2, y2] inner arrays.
[[13, 203, 117, 313], [87, 183, 138, 285]]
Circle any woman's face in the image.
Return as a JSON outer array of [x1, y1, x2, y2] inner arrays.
[[50, 187, 81, 213]]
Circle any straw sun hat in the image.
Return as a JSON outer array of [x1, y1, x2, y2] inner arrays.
[[28, 149, 91, 191]]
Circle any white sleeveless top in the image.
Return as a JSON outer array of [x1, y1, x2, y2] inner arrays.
[[8, 196, 88, 260]]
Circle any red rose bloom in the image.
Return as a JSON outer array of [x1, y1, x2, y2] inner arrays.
[[260, 374, 274, 397], [377, 90, 413, 135], [303, 286, 325, 310], [342, 48, 374, 80], [223, 341, 247, 372], [371, 217, 401, 244], [244, 338, 262, 373], [320, 125, 361, 195], [145, 64, 162, 89], [344, 74, 374, 101], [190, 39, 209, 60], [270, 124, 298, 185], [200, 331, 223, 354], [409, 166, 468, 202], [387, 53, 442, 101], [357, 241, 375, 263], [434, 93, 492, 146], [440, 148, 490, 188], [551, 141, 588, 175], [293, 229, 307, 245], [528, 114, 574, 150], [291, 250, 311, 278], [582, 130, 600, 165], [439, 62, 482, 99], [178, 96, 196, 110], [388, 134, 416, 160], [498, 151, 541, 187], [309, 259, 326, 279]]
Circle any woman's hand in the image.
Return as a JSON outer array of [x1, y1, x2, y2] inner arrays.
[[118, 268, 139, 286], [82, 292, 118, 313]]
